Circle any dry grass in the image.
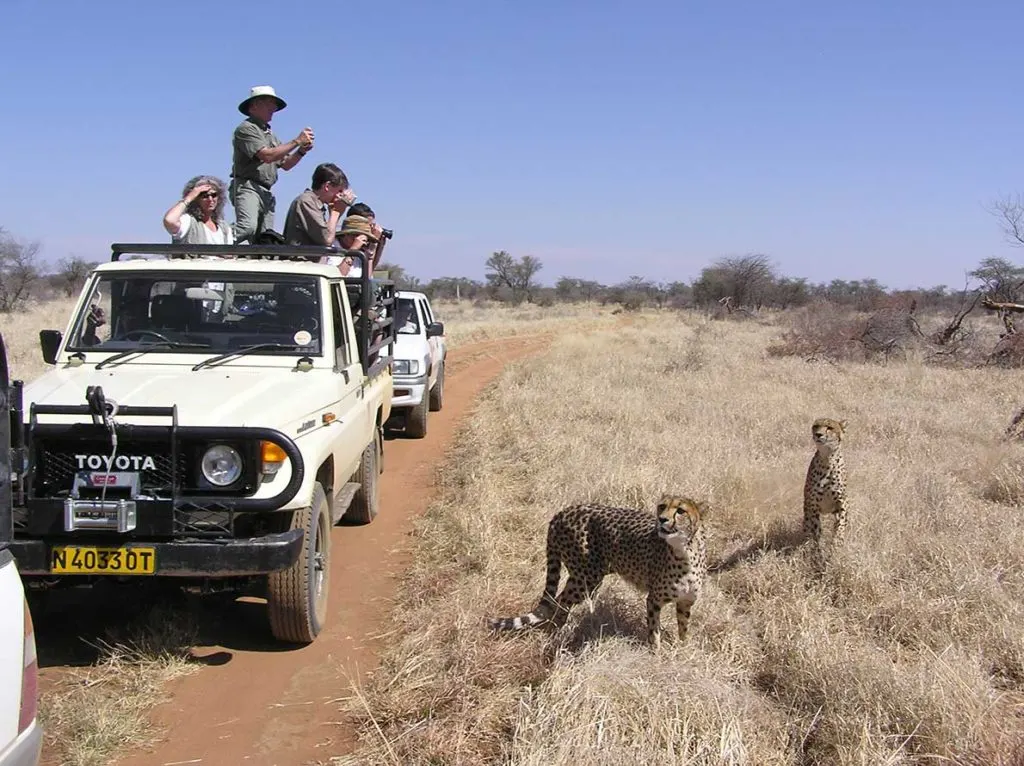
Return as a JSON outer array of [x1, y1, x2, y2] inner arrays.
[[339, 311, 1024, 765], [431, 298, 619, 348], [2, 296, 77, 383], [38, 604, 199, 766]]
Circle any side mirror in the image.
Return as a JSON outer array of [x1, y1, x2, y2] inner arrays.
[[40, 330, 63, 365], [426, 321, 445, 338]]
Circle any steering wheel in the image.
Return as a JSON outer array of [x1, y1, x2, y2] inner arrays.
[[121, 329, 173, 343]]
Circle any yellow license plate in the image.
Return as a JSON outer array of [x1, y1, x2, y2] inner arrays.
[[50, 546, 156, 575]]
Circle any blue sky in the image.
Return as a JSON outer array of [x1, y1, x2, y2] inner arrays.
[[2, 0, 1023, 289]]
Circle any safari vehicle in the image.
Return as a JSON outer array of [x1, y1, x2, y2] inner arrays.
[[387, 291, 446, 438], [0, 243, 395, 645]]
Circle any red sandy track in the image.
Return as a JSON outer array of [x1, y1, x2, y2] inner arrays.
[[60, 334, 548, 766]]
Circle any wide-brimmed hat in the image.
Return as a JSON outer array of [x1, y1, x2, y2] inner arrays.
[[238, 85, 287, 115], [337, 215, 377, 242]]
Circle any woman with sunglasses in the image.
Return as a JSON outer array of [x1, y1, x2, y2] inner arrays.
[[162, 174, 234, 244]]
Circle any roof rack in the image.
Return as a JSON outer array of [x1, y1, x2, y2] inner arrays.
[[110, 243, 370, 268]]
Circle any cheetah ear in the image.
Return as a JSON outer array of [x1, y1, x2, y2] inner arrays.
[[839, 419, 848, 431], [689, 499, 710, 520]]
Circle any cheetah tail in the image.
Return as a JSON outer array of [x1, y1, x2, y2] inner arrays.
[[488, 551, 562, 632]]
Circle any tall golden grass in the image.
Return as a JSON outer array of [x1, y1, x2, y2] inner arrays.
[[2, 296, 77, 383], [430, 298, 618, 347], [338, 311, 1024, 765]]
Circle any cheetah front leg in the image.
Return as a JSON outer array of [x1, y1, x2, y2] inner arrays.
[[830, 492, 848, 549], [802, 494, 820, 545], [803, 495, 823, 559], [646, 593, 665, 651], [675, 593, 697, 643]]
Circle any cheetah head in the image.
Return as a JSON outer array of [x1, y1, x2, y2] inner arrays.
[[811, 418, 846, 452], [655, 494, 704, 545]]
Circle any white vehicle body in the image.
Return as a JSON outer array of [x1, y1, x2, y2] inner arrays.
[[5, 244, 397, 644], [388, 291, 446, 438], [0, 548, 41, 766]]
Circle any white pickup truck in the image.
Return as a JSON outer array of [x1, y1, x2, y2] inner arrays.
[[387, 291, 447, 438], [1, 243, 395, 645]]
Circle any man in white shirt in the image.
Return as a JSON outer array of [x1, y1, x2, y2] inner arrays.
[[320, 215, 378, 277]]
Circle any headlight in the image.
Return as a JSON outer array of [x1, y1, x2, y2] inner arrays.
[[201, 444, 243, 486], [393, 359, 419, 375]]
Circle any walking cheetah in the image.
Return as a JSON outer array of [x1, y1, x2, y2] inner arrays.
[[488, 494, 708, 649], [803, 418, 849, 560]]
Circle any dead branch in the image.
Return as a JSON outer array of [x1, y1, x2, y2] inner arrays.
[[982, 297, 1024, 313], [931, 285, 981, 346]]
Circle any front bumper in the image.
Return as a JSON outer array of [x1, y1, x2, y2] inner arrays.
[[391, 372, 429, 408], [8, 528, 304, 577]]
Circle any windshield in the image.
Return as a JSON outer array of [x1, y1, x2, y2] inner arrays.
[[394, 298, 421, 335], [68, 272, 324, 357]]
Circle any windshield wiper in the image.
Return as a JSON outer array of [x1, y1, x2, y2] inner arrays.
[[95, 341, 211, 370], [191, 343, 301, 371]]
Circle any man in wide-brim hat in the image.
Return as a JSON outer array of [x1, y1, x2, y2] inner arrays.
[[318, 214, 377, 275], [335, 215, 379, 278], [229, 85, 316, 243]]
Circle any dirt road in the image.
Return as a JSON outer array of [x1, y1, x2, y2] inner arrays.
[[56, 335, 544, 766]]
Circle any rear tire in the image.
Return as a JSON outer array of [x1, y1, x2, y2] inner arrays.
[[429, 362, 444, 412], [345, 439, 379, 524], [267, 482, 330, 644]]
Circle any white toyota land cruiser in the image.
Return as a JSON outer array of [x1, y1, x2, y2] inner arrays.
[[1, 243, 395, 645], [387, 291, 446, 438]]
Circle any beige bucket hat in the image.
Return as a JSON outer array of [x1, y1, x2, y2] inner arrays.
[[238, 85, 287, 115]]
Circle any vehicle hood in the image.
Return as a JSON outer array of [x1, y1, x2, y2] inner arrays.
[[21, 363, 333, 428], [393, 333, 429, 361]]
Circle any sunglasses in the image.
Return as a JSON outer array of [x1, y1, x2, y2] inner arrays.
[[198, 191, 219, 199]]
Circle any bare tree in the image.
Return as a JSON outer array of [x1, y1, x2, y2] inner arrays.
[[54, 255, 95, 297], [0, 227, 41, 313], [971, 257, 1024, 335], [484, 250, 543, 303], [517, 255, 543, 302], [990, 193, 1024, 248], [692, 253, 777, 309], [931, 278, 981, 346]]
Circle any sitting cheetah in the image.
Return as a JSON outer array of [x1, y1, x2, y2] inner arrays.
[[803, 417, 849, 559], [488, 494, 708, 649]]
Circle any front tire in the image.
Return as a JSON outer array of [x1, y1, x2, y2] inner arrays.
[[267, 482, 331, 644], [429, 362, 444, 412], [406, 394, 429, 439]]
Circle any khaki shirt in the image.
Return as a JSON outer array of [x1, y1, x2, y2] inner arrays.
[[284, 189, 335, 246], [232, 117, 281, 189]]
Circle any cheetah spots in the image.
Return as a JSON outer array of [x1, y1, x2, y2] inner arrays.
[[487, 496, 708, 648]]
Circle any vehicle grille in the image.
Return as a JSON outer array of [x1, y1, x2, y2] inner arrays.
[[33, 441, 188, 498]]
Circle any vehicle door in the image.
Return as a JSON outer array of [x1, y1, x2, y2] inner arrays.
[[329, 282, 371, 486], [416, 298, 443, 379]]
